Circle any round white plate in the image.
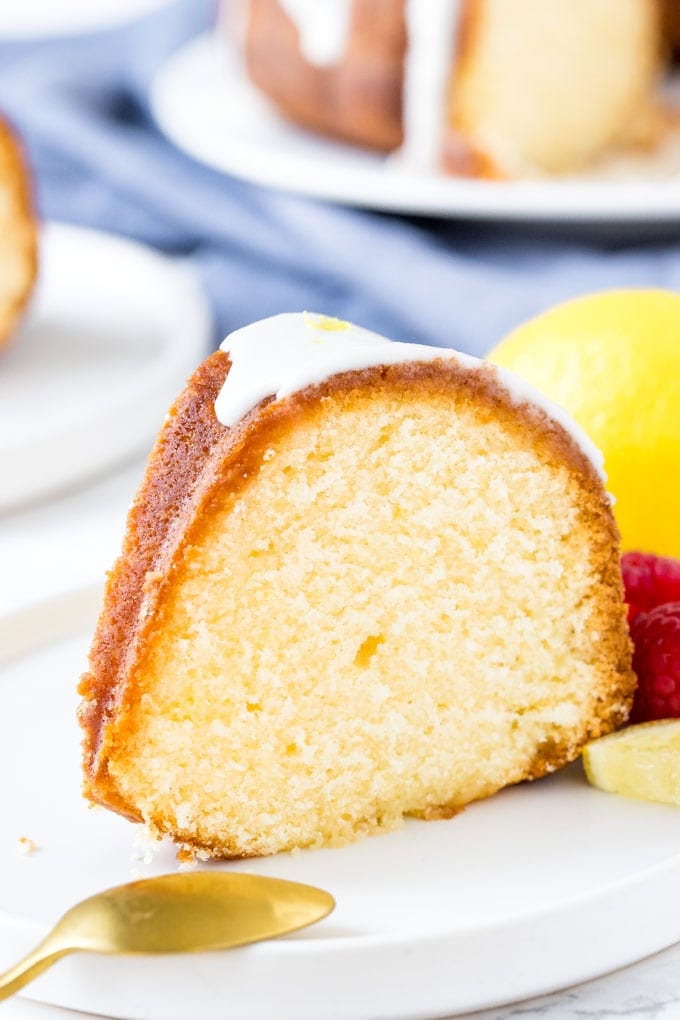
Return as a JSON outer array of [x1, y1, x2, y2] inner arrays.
[[0, 223, 210, 511], [151, 33, 680, 223], [2, 590, 680, 1020], [0, 0, 174, 38]]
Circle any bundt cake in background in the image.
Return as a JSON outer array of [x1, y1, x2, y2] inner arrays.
[[79, 312, 634, 858], [231, 0, 664, 178], [0, 114, 36, 350]]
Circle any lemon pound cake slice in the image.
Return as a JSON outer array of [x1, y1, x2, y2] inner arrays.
[[79, 313, 634, 857]]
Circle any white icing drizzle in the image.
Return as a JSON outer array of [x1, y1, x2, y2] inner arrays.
[[278, 0, 353, 65], [269, 0, 464, 168], [399, 0, 463, 168], [214, 313, 605, 480]]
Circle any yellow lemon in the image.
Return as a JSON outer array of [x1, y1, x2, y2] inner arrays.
[[583, 720, 680, 806], [488, 290, 680, 557]]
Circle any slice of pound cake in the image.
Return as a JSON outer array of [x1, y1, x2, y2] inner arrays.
[[79, 313, 634, 857]]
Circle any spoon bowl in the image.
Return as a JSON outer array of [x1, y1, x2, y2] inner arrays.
[[0, 871, 335, 1001]]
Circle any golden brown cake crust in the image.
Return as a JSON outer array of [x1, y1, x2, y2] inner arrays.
[[663, 0, 680, 56], [79, 351, 634, 842], [243, 0, 408, 151], [0, 115, 37, 350], [79, 352, 235, 819], [241, 0, 483, 168]]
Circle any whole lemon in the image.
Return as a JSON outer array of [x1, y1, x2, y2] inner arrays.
[[488, 290, 680, 557]]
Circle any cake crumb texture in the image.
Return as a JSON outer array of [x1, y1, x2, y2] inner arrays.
[[80, 357, 633, 857]]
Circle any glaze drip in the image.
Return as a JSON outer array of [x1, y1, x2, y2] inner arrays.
[[214, 312, 605, 481], [400, 0, 463, 168], [278, 0, 353, 65], [274, 0, 463, 168]]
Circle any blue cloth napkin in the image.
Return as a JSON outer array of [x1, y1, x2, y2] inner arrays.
[[1, 0, 679, 355]]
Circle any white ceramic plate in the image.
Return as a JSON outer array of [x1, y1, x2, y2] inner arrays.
[[0, 223, 210, 511], [151, 34, 680, 224], [0, 0, 174, 38], [2, 589, 680, 1020]]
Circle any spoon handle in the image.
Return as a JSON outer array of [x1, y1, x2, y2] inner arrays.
[[0, 936, 73, 1001]]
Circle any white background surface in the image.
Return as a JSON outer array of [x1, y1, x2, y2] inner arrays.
[[152, 34, 680, 224]]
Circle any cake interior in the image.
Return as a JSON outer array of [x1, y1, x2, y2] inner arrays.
[[449, 0, 661, 175], [104, 377, 625, 856]]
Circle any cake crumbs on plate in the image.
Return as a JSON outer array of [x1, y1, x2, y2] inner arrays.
[[131, 822, 162, 864], [16, 836, 38, 857], [177, 844, 211, 870]]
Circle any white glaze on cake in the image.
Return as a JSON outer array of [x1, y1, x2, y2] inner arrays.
[[400, 0, 463, 168], [214, 312, 605, 480], [271, 0, 463, 168], [277, 0, 353, 65]]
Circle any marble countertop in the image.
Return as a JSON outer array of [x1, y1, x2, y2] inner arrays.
[[1, 459, 679, 1020]]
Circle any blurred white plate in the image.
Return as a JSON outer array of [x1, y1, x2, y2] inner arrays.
[[0, 222, 210, 510], [0, 0, 174, 38], [152, 33, 680, 223], [2, 587, 680, 1020]]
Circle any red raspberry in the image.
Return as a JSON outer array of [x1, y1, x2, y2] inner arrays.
[[630, 603, 680, 723], [621, 551, 680, 623]]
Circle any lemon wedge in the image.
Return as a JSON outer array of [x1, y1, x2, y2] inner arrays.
[[583, 720, 680, 806]]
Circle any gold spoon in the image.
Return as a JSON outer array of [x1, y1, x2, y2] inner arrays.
[[0, 871, 335, 1002]]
